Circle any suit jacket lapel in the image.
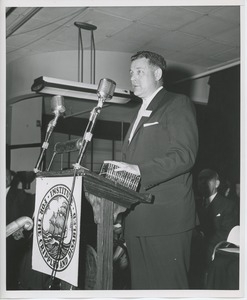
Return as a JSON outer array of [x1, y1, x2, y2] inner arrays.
[[128, 88, 168, 144], [209, 193, 221, 210], [147, 88, 167, 111], [122, 103, 141, 153]]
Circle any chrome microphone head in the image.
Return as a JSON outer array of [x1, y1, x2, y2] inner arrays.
[[97, 78, 116, 101], [51, 95, 66, 114]]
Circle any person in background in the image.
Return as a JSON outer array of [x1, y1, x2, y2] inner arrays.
[[219, 178, 240, 224], [110, 50, 198, 289], [197, 169, 239, 269], [6, 168, 35, 290]]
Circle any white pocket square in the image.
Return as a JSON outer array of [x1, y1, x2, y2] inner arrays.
[[143, 121, 159, 127], [216, 213, 221, 217]]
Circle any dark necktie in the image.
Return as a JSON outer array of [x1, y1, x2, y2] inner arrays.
[[204, 197, 210, 209]]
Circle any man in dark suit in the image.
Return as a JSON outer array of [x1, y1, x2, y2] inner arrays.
[[6, 169, 35, 289], [197, 169, 239, 265], [113, 51, 198, 289]]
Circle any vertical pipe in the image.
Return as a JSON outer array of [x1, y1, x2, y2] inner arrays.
[[68, 134, 71, 169], [90, 138, 94, 171], [74, 22, 97, 83], [112, 140, 115, 161], [121, 122, 124, 160], [91, 30, 96, 84], [92, 32, 95, 84], [90, 31, 93, 84], [76, 27, 84, 82], [77, 28, 80, 82], [80, 30, 84, 82]]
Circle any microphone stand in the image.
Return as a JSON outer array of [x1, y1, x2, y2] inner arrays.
[[48, 96, 106, 289], [34, 111, 60, 173], [74, 95, 105, 169]]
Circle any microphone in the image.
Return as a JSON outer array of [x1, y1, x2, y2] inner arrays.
[[48, 95, 65, 129], [54, 138, 83, 154], [97, 78, 116, 101], [51, 95, 66, 115], [34, 95, 66, 173], [74, 78, 116, 168]]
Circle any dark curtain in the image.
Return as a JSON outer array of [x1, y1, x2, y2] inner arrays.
[[194, 65, 240, 185]]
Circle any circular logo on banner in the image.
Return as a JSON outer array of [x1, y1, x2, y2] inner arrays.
[[36, 184, 77, 271]]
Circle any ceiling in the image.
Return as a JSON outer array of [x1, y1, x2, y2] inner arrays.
[[5, 5, 242, 123], [6, 5, 241, 70]]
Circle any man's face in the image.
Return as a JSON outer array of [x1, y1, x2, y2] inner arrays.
[[198, 176, 218, 197], [130, 57, 159, 99]]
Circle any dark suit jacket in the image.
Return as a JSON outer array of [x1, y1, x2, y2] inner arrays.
[[122, 88, 198, 236], [6, 187, 35, 289], [6, 187, 35, 225], [198, 192, 239, 259]]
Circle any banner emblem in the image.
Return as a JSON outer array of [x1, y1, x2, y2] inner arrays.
[[33, 176, 82, 286], [37, 184, 77, 271]]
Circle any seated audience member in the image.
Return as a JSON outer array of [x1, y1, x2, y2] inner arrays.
[[227, 181, 240, 224], [197, 169, 239, 270], [218, 178, 240, 203], [6, 169, 35, 290], [206, 225, 240, 290]]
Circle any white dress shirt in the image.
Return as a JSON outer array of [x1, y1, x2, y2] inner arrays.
[[128, 86, 163, 143], [6, 186, 10, 196], [209, 192, 217, 204]]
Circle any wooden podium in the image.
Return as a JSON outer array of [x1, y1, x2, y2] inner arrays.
[[37, 168, 153, 289]]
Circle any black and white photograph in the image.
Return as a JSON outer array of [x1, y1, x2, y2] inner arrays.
[[1, 0, 246, 299]]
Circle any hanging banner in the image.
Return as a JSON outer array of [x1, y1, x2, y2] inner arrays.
[[32, 176, 82, 287]]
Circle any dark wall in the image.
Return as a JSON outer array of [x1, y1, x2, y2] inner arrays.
[[194, 65, 240, 186], [42, 115, 130, 141]]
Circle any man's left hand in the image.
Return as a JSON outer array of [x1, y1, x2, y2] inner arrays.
[[12, 228, 25, 240], [105, 161, 140, 176]]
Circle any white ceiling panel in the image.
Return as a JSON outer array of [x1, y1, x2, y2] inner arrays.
[[46, 25, 81, 46], [108, 22, 165, 44], [212, 27, 240, 47], [12, 18, 57, 36], [180, 6, 220, 14], [138, 46, 175, 58], [211, 47, 240, 62], [6, 47, 40, 62], [190, 57, 223, 68], [93, 6, 157, 21], [150, 31, 203, 51], [77, 8, 133, 37], [138, 6, 203, 30], [7, 33, 40, 49], [210, 6, 240, 24], [11, 20, 71, 48], [26, 37, 77, 52], [5, 6, 241, 70], [31, 7, 85, 22], [168, 51, 221, 68], [6, 7, 34, 19], [95, 35, 145, 53], [6, 11, 29, 27], [181, 14, 238, 38], [184, 39, 235, 57]]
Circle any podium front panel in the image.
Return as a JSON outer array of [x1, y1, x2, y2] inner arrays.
[[32, 176, 82, 287]]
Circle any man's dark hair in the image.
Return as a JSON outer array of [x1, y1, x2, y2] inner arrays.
[[131, 51, 167, 82], [198, 169, 219, 181]]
